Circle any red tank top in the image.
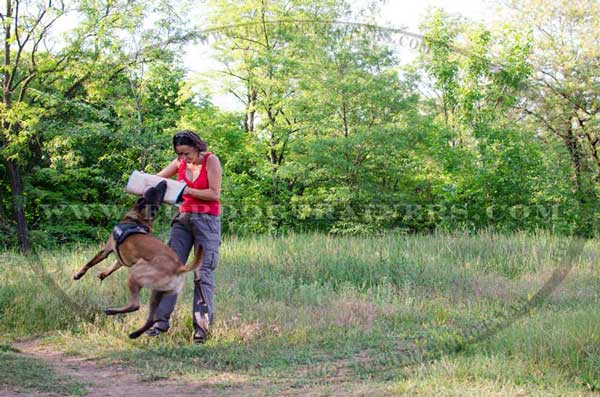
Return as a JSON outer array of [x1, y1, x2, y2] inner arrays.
[[177, 153, 221, 215]]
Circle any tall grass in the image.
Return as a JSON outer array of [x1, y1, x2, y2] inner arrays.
[[1, 230, 599, 394]]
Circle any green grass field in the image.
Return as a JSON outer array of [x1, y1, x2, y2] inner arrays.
[[1, 231, 599, 396]]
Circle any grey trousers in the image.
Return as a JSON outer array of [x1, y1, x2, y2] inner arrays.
[[151, 212, 221, 334]]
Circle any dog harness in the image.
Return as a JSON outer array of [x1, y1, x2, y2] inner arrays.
[[112, 223, 149, 265]]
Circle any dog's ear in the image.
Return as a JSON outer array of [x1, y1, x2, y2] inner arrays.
[[134, 197, 146, 212], [134, 196, 159, 220], [135, 181, 167, 219], [155, 181, 167, 203], [142, 181, 167, 205]]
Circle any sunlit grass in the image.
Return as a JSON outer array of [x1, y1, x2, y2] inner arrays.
[[1, 230, 599, 395]]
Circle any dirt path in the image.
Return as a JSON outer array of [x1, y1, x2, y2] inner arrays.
[[1, 339, 393, 397], [2, 339, 243, 397]]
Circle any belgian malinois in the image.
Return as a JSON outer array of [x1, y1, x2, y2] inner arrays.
[[73, 181, 202, 339]]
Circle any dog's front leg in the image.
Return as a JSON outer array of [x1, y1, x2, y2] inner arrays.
[[73, 246, 112, 280], [98, 261, 122, 282]]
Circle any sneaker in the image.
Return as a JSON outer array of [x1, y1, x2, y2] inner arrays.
[[145, 326, 167, 337], [192, 328, 209, 344]]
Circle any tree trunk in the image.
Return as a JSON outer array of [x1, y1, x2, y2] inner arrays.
[[342, 100, 349, 138], [561, 123, 599, 236], [5, 159, 30, 253], [3, 1, 30, 252], [244, 89, 257, 133], [563, 127, 584, 196], [582, 130, 600, 182], [0, 180, 10, 235]]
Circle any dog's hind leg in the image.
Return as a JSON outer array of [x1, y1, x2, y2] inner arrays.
[[104, 272, 142, 316], [73, 245, 113, 280], [129, 290, 164, 339]]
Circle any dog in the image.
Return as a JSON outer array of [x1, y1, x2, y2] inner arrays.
[[73, 181, 203, 339]]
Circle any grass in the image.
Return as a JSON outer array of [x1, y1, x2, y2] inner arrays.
[[1, 230, 600, 395], [0, 348, 86, 396]]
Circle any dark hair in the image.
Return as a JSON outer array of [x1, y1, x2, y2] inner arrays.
[[172, 130, 207, 152]]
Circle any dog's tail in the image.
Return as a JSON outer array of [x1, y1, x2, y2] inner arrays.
[[177, 244, 204, 274]]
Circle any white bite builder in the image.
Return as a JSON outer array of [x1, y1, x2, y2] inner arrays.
[[125, 170, 186, 206]]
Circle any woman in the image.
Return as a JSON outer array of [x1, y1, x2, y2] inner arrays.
[[146, 130, 222, 344]]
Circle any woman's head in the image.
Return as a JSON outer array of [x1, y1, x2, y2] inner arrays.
[[173, 130, 207, 163]]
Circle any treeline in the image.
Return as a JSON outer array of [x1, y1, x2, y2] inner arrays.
[[1, 0, 599, 250]]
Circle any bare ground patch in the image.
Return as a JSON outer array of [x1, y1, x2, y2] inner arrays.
[[4, 338, 395, 397], [5, 339, 258, 397]]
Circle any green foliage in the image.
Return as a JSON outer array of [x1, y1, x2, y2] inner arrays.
[[0, 0, 598, 247]]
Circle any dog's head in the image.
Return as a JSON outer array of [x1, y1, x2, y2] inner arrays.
[[133, 180, 167, 222]]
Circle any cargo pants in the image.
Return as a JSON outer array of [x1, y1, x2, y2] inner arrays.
[[150, 212, 221, 336]]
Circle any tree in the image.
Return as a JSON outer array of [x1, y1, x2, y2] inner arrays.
[[1, 0, 192, 251], [204, 0, 422, 232], [204, 0, 351, 230], [503, 0, 600, 231], [415, 10, 575, 232], [1, 0, 69, 252], [281, 19, 424, 233]]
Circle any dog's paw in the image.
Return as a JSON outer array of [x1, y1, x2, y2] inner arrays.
[[104, 308, 117, 316], [73, 272, 83, 280], [129, 331, 143, 339], [97, 273, 106, 282]]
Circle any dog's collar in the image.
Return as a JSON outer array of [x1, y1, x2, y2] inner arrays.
[[112, 223, 150, 265]]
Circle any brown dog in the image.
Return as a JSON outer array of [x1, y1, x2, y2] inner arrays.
[[73, 181, 203, 339]]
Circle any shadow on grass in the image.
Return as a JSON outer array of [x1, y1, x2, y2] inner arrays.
[[0, 350, 86, 396], [101, 328, 369, 380]]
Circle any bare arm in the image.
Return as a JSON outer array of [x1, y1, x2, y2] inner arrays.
[[157, 159, 179, 178], [183, 155, 222, 201]]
